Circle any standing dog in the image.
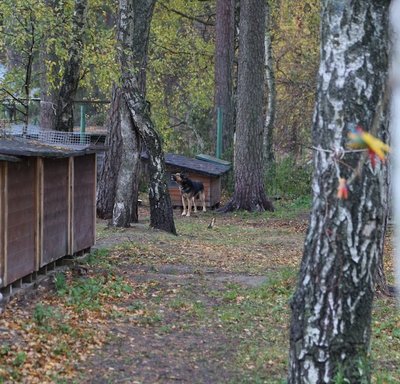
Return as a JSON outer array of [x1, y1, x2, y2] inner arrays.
[[171, 172, 206, 216]]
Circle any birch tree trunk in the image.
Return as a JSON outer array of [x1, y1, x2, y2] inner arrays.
[[97, 86, 141, 225], [390, 0, 400, 299], [54, 0, 87, 132], [97, 87, 123, 220], [98, 0, 176, 234], [288, 1, 390, 383], [122, 76, 175, 233], [97, 0, 154, 226], [263, 0, 276, 164], [221, 0, 274, 212]]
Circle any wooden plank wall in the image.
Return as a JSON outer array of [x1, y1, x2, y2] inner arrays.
[[6, 159, 37, 285], [42, 158, 70, 266], [0, 163, 5, 287], [72, 154, 96, 253], [0, 153, 97, 288], [209, 178, 221, 207]]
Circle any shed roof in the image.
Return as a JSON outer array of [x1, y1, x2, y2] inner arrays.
[[164, 153, 231, 177], [0, 136, 99, 159]]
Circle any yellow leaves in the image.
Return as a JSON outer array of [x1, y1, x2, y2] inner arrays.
[[0, 273, 141, 382]]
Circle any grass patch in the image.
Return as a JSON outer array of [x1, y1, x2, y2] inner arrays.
[[370, 297, 400, 383], [265, 156, 312, 200], [0, 205, 398, 383], [208, 268, 296, 382]]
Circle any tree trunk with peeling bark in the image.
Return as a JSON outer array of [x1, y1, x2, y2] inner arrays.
[[390, 0, 400, 303], [263, 0, 275, 164], [221, 0, 274, 213], [122, 77, 175, 233], [97, 87, 122, 220], [97, 85, 141, 225], [55, 0, 87, 132], [97, 0, 154, 225], [288, 1, 390, 383], [98, 0, 175, 234]]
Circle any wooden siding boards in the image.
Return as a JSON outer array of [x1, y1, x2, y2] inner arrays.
[[42, 158, 69, 265], [0, 163, 5, 287], [72, 154, 96, 253], [6, 159, 37, 285], [0, 137, 100, 289]]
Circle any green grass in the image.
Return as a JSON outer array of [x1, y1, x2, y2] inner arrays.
[[209, 268, 295, 382], [1, 201, 398, 383], [265, 157, 312, 200]]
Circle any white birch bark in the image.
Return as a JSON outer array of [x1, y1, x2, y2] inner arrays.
[[288, 1, 390, 382], [390, 0, 400, 301], [263, 0, 276, 164]]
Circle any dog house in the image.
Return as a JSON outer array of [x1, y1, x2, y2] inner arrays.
[[165, 153, 230, 209], [0, 136, 98, 290]]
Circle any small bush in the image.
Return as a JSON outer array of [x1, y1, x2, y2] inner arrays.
[[54, 272, 67, 293], [265, 156, 312, 200], [33, 303, 56, 327]]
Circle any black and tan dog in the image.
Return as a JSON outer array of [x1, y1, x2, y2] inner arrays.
[[171, 172, 206, 216]]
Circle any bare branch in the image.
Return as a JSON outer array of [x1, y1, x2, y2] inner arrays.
[[158, 2, 215, 26]]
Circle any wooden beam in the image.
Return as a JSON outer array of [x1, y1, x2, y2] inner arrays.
[[93, 154, 97, 246], [68, 157, 74, 255], [35, 158, 44, 270], [3, 163, 8, 285]]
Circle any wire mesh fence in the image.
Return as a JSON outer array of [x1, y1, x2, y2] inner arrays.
[[37, 129, 91, 145], [0, 125, 93, 147]]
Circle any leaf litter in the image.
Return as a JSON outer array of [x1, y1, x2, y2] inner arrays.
[[0, 205, 397, 383]]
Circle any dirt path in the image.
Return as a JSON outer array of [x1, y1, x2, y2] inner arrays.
[[71, 209, 305, 383], [0, 206, 307, 384], [78, 264, 265, 384]]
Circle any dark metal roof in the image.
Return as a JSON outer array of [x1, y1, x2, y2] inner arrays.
[[0, 136, 100, 159], [164, 153, 231, 177]]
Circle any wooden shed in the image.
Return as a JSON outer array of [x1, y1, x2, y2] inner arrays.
[[0, 136, 98, 289], [164, 153, 231, 210]]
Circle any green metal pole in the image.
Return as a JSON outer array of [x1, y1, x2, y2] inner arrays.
[[216, 107, 223, 158], [80, 105, 86, 143]]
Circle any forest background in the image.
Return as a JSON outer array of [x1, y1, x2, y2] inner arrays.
[[0, 0, 319, 200], [1, 1, 400, 383]]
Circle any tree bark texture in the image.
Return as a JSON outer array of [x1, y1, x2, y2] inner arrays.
[[22, 12, 35, 135], [97, 0, 154, 226], [39, 0, 63, 130], [263, 0, 276, 164], [131, 0, 155, 97], [214, 0, 235, 159], [122, 75, 176, 234], [120, 0, 175, 234], [55, 0, 87, 132], [97, 86, 122, 220], [97, 86, 141, 225], [390, 0, 400, 303], [221, 0, 274, 212], [288, 1, 390, 383], [111, 88, 141, 227], [98, 0, 175, 234]]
